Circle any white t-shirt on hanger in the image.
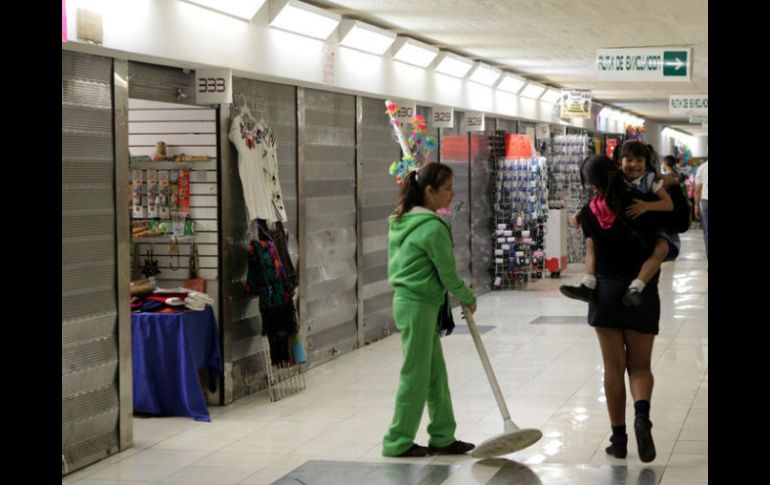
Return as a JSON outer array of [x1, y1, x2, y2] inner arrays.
[[229, 114, 288, 223]]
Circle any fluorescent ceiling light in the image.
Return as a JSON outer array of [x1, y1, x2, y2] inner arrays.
[[469, 63, 502, 86], [391, 37, 439, 67], [338, 19, 396, 55], [599, 107, 617, 118], [610, 110, 625, 121], [184, 0, 267, 20], [541, 88, 561, 104], [433, 52, 474, 78], [520, 82, 546, 99], [497, 73, 526, 94], [269, 0, 341, 40]]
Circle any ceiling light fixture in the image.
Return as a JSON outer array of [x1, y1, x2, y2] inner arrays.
[[337, 19, 396, 55], [496, 73, 526, 94], [269, 0, 341, 40], [391, 37, 439, 67], [184, 0, 267, 20], [468, 62, 502, 86], [433, 52, 474, 78]]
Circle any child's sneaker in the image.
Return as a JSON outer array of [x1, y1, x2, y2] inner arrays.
[[634, 417, 656, 463], [559, 284, 595, 303], [622, 288, 643, 306]]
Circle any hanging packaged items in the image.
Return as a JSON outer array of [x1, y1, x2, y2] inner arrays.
[[178, 169, 191, 214], [158, 170, 170, 219], [146, 169, 159, 218], [169, 170, 179, 212], [132, 170, 144, 218]]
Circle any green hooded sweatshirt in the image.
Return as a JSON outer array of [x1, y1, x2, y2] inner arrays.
[[388, 209, 476, 307]]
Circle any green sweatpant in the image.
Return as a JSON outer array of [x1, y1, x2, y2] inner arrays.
[[382, 295, 457, 456]]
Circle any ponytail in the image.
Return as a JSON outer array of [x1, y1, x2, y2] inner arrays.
[[393, 162, 453, 218]]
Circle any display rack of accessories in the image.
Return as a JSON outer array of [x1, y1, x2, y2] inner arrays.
[[550, 135, 591, 263], [492, 132, 549, 290]]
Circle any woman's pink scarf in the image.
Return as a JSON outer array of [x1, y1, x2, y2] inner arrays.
[[589, 196, 617, 229]]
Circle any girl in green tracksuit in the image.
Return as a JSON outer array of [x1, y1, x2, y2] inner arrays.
[[382, 162, 478, 458]]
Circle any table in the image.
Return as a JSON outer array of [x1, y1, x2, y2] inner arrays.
[[132, 306, 222, 421]]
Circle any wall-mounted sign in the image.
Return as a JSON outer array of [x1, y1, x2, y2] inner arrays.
[[322, 45, 335, 84], [432, 106, 454, 128], [670, 95, 708, 114], [76, 8, 103, 45], [195, 69, 232, 105], [393, 100, 417, 125], [596, 47, 691, 82], [689, 114, 708, 124], [560, 89, 592, 118], [466, 112, 485, 132]]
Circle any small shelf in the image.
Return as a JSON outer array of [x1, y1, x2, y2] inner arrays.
[[130, 160, 214, 170], [132, 235, 195, 244]]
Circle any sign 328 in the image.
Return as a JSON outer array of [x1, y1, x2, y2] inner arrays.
[[198, 77, 226, 93]]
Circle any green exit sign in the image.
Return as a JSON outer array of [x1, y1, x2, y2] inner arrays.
[[663, 51, 689, 77]]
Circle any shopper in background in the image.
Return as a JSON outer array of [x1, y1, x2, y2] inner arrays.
[[572, 154, 661, 463], [561, 142, 675, 306], [662, 155, 687, 185], [382, 162, 477, 458], [694, 159, 709, 258]]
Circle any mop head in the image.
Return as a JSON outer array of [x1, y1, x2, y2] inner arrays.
[[471, 428, 543, 458]]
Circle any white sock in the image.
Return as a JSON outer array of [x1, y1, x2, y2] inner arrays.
[[581, 275, 597, 289], [629, 279, 646, 292]]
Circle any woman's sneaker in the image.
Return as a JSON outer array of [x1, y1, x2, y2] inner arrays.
[[394, 443, 432, 457], [428, 440, 475, 455], [559, 284, 596, 303]]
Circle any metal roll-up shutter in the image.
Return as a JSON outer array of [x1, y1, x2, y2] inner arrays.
[[220, 78, 297, 403], [440, 112, 472, 285], [299, 88, 358, 366], [62, 51, 119, 475], [470, 118, 495, 295], [358, 97, 400, 344]]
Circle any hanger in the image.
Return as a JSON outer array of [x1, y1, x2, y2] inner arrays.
[[247, 218, 274, 243], [235, 93, 264, 128]]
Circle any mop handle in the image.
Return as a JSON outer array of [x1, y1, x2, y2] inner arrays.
[[461, 304, 512, 422]]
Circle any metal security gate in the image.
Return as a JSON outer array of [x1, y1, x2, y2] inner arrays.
[[440, 112, 472, 285], [469, 118, 495, 295], [357, 97, 401, 345], [298, 88, 358, 366], [220, 78, 298, 403], [62, 51, 129, 475]]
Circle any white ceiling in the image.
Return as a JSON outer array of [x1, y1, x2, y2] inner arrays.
[[311, 0, 708, 134]]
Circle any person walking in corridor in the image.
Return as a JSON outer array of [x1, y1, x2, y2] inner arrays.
[[694, 159, 708, 258]]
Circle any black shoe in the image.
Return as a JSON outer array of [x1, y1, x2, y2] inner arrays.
[[394, 443, 432, 457], [634, 417, 656, 463], [428, 439, 475, 455], [622, 288, 643, 306], [605, 433, 628, 459], [559, 284, 595, 303]]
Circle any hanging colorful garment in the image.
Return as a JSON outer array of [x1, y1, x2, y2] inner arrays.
[[245, 239, 298, 365]]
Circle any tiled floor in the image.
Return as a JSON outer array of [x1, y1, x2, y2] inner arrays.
[[63, 232, 707, 485]]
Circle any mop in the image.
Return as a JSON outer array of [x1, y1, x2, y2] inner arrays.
[[461, 305, 543, 458]]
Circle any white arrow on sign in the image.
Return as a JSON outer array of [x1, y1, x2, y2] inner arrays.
[[674, 57, 685, 71]]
